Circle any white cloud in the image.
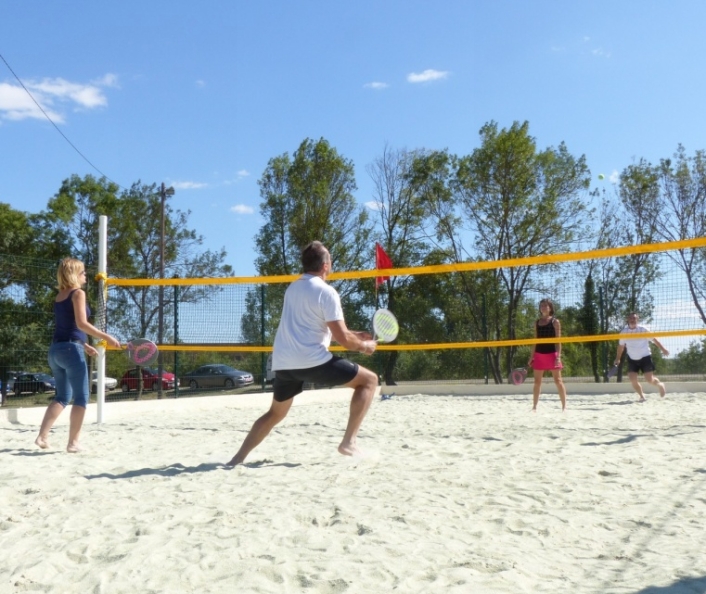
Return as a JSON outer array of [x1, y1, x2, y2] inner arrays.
[[609, 170, 620, 184], [0, 74, 118, 122], [364, 81, 389, 90], [591, 47, 611, 58], [171, 181, 208, 190], [230, 204, 254, 215], [0, 81, 64, 121], [365, 201, 382, 211], [407, 69, 449, 84], [195, 79, 206, 88], [224, 170, 250, 185]]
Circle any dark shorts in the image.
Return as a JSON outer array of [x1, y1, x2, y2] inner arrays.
[[627, 355, 656, 374], [273, 356, 359, 402]]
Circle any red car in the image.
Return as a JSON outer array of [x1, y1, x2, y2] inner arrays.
[[120, 368, 175, 392]]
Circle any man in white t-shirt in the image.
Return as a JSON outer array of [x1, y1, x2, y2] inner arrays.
[[614, 313, 669, 402], [227, 241, 378, 466]]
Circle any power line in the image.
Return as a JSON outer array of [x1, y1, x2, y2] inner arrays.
[[0, 51, 126, 190]]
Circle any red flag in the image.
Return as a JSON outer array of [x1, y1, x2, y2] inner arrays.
[[375, 243, 393, 287]]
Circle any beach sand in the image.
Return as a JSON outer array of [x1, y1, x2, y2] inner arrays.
[[1, 388, 705, 593]]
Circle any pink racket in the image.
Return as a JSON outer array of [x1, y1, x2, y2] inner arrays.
[[124, 338, 159, 366]]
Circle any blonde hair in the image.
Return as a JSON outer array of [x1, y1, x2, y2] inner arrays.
[[57, 258, 85, 290]]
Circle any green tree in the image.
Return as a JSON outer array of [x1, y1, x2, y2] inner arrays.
[[245, 138, 373, 349], [410, 121, 592, 382], [653, 146, 706, 325], [36, 176, 232, 344], [579, 273, 601, 381], [367, 145, 432, 384]]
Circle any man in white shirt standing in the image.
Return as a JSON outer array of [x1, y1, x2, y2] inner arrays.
[[614, 313, 669, 402], [227, 241, 379, 466]]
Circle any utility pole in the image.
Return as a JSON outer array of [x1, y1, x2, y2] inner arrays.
[[158, 182, 175, 398]]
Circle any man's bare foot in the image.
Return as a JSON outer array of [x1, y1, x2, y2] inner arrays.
[[225, 456, 243, 467], [66, 442, 82, 453], [637, 397, 646, 403], [338, 441, 363, 457], [35, 436, 50, 449], [658, 382, 666, 397]]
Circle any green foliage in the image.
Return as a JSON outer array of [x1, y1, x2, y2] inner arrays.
[[408, 121, 592, 382], [669, 339, 706, 375], [255, 138, 372, 278]]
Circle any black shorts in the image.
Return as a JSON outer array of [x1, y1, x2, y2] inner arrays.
[[273, 356, 359, 402], [627, 355, 656, 374]]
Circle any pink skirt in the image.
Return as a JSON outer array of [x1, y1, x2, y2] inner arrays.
[[532, 352, 563, 371]]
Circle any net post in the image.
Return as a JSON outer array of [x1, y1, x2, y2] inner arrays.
[[96, 215, 108, 425]]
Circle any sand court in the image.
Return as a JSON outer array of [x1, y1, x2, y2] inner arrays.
[[1, 388, 705, 593]]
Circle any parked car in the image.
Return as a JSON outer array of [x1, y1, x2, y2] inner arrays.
[[180, 364, 254, 390], [4, 371, 19, 393], [120, 368, 175, 392], [12, 372, 56, 395], [266, 354, 274, 384], [92, 370, 118, 394]]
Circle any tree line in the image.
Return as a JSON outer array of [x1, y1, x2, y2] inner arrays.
[[1, 120, 705, 395]]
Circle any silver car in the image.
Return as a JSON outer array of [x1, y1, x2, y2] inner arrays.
[[181, 364, 254, 390], [92, 370, 118, 394]]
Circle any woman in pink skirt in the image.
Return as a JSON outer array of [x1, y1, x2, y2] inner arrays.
[[528, 298, 567, 411]]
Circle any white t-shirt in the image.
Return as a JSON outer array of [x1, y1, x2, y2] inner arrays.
[[272, 274, 344, 370], [618, 325, 654, 360]]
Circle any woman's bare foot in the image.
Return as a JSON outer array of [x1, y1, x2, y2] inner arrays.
[[658, 382, 666, 397], [338, 441, 363, 457], [66, 442, 82, 453], [35, 436, 50, 449]]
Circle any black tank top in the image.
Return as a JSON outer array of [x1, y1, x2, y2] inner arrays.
[[535, 317, 557, 354]]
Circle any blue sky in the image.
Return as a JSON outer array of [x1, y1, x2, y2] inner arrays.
[[2, 1, 705, 277]]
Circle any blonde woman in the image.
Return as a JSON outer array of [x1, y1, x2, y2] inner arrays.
[[528, 298, 567, 412], [35, 258, 120, 452]]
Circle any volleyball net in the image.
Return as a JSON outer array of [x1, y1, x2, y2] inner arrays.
[[98, 236, 706, 385]]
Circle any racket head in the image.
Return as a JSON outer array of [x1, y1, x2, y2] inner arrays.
[[510, 368, 527, 385], [126, 338, 159, 366], [607, 365, 619, 379], [372, 308, 399, 343]]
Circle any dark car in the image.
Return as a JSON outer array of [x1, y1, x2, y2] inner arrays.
[[12, 372, 56, 395], [120, 368, 175, 392], [180, 364, 254, 390]]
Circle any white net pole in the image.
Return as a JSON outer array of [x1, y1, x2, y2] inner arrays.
[[97, 215, 108, 424]]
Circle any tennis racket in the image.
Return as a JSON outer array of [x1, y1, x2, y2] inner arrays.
[[509, 368, 528, 385], [606, 365, 619, 379], [372, 308, 399, 343], [124, 338, 159, 366]]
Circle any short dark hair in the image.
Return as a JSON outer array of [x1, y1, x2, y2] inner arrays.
[[301, 241, 329, 273]]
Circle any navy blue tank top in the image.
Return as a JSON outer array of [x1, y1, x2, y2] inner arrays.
[[535, 317, 557, 354], [53, 289, 89, 343]]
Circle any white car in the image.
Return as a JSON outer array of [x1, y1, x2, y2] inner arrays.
[[92, 371, 118, 394]]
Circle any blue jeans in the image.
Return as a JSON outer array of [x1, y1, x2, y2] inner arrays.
[[48, 342, 89, 408]]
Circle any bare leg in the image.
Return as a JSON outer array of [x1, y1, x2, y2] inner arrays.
[[532, 370, 543, 411], [338, 366, 378, 456], [67, 405, 86, 453], [35, 401, 65, 449], [644, 372, 666, 397], [628, 372, 645, 401], [226, 398, 293, 466], [551, 370, 567, 411]]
